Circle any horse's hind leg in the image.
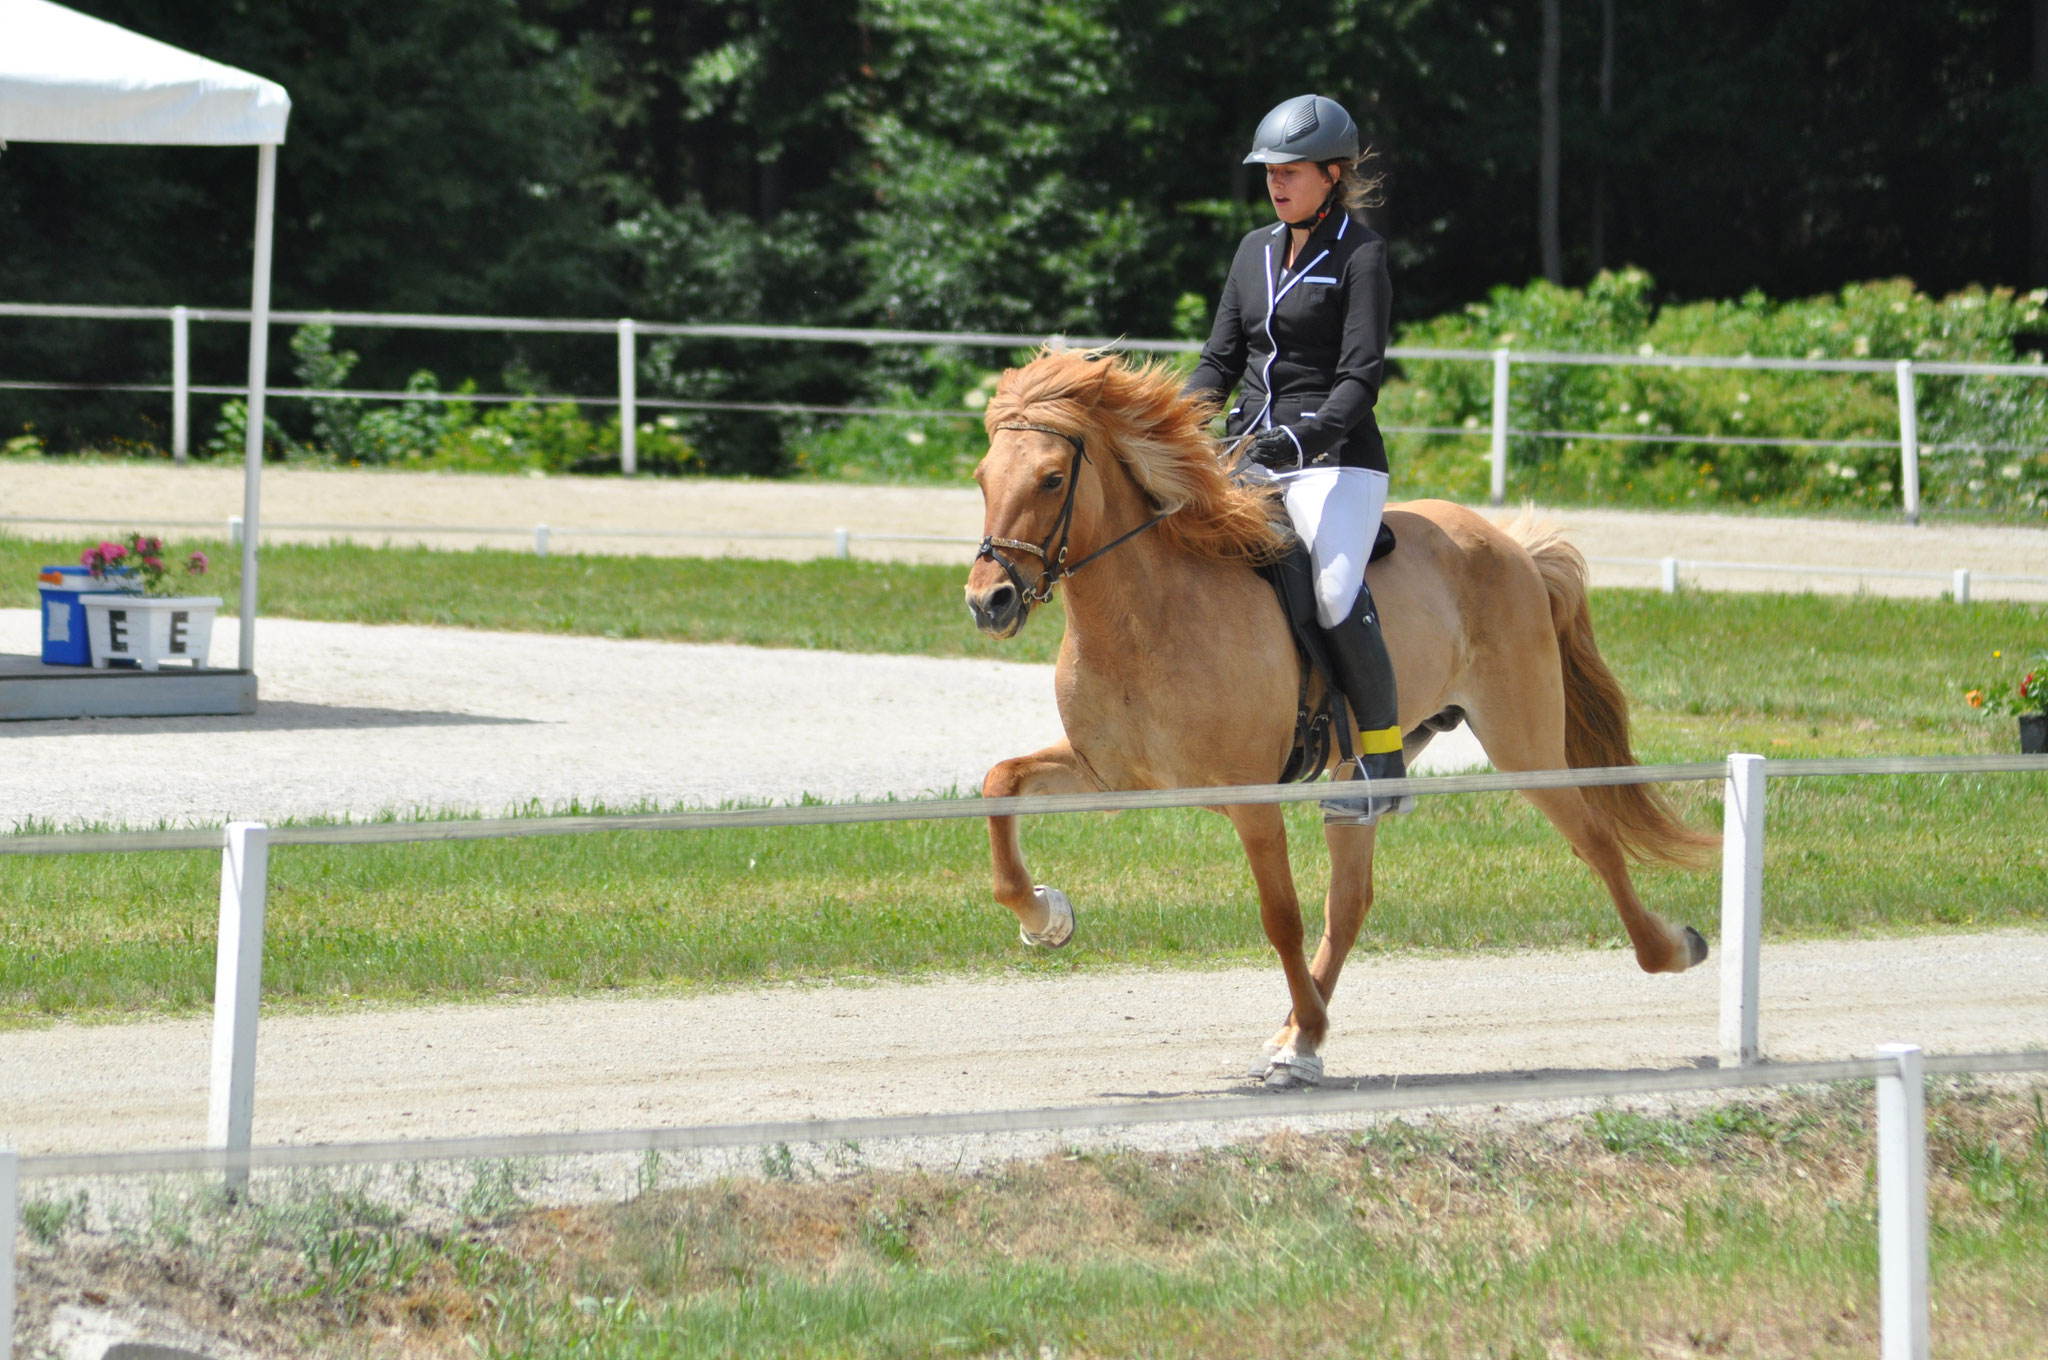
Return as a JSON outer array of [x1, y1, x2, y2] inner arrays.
[[984, 741, 1095, 942], [1469, 700, 1702, 975]]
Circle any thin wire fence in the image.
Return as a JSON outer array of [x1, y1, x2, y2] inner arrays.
[[14, 1049, 2046, 1180], [7, 302, 2047, 520], [3, 753, 2043, 857]]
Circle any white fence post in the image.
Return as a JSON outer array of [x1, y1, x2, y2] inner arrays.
[[1719, 753, 1765, 1067], [1, 1145, 15, 1360], [1489, 348, 1511, 506], [1876, 1043, 1930, 1360], [535, 523, 550, 558], [1660, 557, 1679, 594], [618, 318, 637, 476], [1895, 359, 1921, 527], [171, 304, 190, 464], [1951, 568, 1969, 604], [209, 821, 270, 1192], [228, 515, 243, 548], [833, 527, 851, 560]]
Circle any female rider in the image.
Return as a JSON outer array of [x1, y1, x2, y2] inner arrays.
[[1183, 92, 1410, 824]]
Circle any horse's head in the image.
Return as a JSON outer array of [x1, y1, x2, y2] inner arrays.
[[964, 348, 1288, 637], [965, 419, 1096, 638]]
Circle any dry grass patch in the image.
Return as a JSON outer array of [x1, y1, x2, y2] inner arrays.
[[12, 1082, 2046, 1358]]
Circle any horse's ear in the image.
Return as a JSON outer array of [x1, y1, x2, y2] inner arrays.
[[1076, 350, 1118, 407]]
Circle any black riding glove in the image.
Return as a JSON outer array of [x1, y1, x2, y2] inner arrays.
[[1248, 427, 1301, 468]]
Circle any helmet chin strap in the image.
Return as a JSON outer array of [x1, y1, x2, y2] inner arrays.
[[1282, 183, 1340, 231]]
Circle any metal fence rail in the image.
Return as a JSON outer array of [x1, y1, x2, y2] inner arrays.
[[5, 754, 2041, 858], [8, 301, 2048, 519], [11, 1049, 2045, 1180]]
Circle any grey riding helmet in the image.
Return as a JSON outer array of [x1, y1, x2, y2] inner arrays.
[[1243, 94, 1359, 165]]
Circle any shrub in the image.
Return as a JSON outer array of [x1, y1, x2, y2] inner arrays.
[[1384, 270, 2048, 518], [790, 349, 997, 484]]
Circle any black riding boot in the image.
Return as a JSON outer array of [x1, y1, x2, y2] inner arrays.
[[1321, 583, 1413, 826]]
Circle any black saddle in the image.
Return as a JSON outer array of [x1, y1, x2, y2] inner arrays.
[[1255, 522, 1395, 783]]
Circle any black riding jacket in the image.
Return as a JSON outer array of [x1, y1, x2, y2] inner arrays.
[[1183, 207, 1392, 472]]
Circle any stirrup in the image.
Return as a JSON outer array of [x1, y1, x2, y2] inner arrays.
[[1321, 751, 1415, 827]]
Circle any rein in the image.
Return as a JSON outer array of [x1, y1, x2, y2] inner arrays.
[[976, 420, 1173, 605]]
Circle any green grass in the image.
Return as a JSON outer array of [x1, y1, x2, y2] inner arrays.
[[25, 1084, 2047, 1357], [3, 767, 2042, 1024], [1, 535, 1067, 663], [7, 535, 2046, 695], [2, 535, 2043, 1023]]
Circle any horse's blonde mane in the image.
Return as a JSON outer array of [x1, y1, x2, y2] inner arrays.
[[982, 349, 1289, 564]]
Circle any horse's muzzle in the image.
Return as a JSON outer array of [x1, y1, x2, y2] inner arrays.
[[965, 580, 1029, 637]]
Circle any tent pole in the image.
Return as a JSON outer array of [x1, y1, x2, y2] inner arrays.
[[238, 142, 276, 672]]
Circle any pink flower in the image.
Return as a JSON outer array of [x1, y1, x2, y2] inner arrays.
[[142, 555, 164, 570], [186, 551, 209, 573], [100, 541, 125, 560]]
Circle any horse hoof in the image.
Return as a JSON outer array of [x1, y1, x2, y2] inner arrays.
[[1246, 1040, 1281, 1079], [1683, 926, 1709, 968], [1262, 1051, 1323, 1090], [1018, 885, 1075, 949]]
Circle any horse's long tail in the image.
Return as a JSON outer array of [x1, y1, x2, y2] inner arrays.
[[1514, 518, 1720, 870]]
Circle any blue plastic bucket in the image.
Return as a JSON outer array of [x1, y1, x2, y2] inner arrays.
[[36, 566, 135, 666]]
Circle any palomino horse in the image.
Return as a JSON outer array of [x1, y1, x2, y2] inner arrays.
[[964, 349, 1716, 1088]]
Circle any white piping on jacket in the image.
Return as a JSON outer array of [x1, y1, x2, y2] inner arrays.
[[1255, 243, 1331, 431]]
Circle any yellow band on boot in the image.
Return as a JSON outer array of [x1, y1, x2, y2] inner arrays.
[[1357, 724, 1404, 755]]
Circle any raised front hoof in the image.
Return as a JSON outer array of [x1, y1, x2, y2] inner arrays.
[[1261, 1051, 1324, 1090], [1683, 926, 1710, 969], [1017, 885, 1076, 949], [1245, 1040, 1282, 1079]]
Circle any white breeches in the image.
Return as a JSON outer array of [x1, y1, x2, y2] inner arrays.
[[1274, 466, 1390, 628]]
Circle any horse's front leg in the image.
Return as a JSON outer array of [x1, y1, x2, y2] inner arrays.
[[983, 740, 1095, 946], [1224, 803, 1329, 1088]]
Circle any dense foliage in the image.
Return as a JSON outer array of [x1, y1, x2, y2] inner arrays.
[[3, 0, 2045, 483], [1385, 270, 2048, 515]]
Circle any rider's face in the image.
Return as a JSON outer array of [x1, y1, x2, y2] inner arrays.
[[1266, 160, 1338, 225]]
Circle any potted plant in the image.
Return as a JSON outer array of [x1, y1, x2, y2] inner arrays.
[[1964, 648, 2048, 754], [77, 534, 221, 672]]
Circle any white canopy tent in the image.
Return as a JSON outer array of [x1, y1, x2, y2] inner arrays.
[[0, 0, 288, 671]]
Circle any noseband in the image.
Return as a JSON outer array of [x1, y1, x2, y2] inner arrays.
[[977, 420, 1172, 606]]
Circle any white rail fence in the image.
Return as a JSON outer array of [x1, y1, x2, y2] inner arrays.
[[8, 302, 2048, 522], [1, 751, 2045, 1356]]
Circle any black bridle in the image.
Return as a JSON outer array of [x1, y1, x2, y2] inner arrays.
[[976, 420, 1173, 606]]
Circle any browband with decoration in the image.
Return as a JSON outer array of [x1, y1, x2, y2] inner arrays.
[[994, 420, 1085, 457]]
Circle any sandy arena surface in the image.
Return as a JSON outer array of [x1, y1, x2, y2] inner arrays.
[[0, 607, 1486, 828], [2, 932, 2043, 1158], [3, 461, 2044, 596]]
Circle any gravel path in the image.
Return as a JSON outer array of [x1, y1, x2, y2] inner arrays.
[[0, 607, 1484, 828], [2, 931, 2042, 1158], [4, 462, 2044, 596]]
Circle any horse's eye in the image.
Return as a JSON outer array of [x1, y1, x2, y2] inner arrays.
[[1041, 473, 1064, 492]]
